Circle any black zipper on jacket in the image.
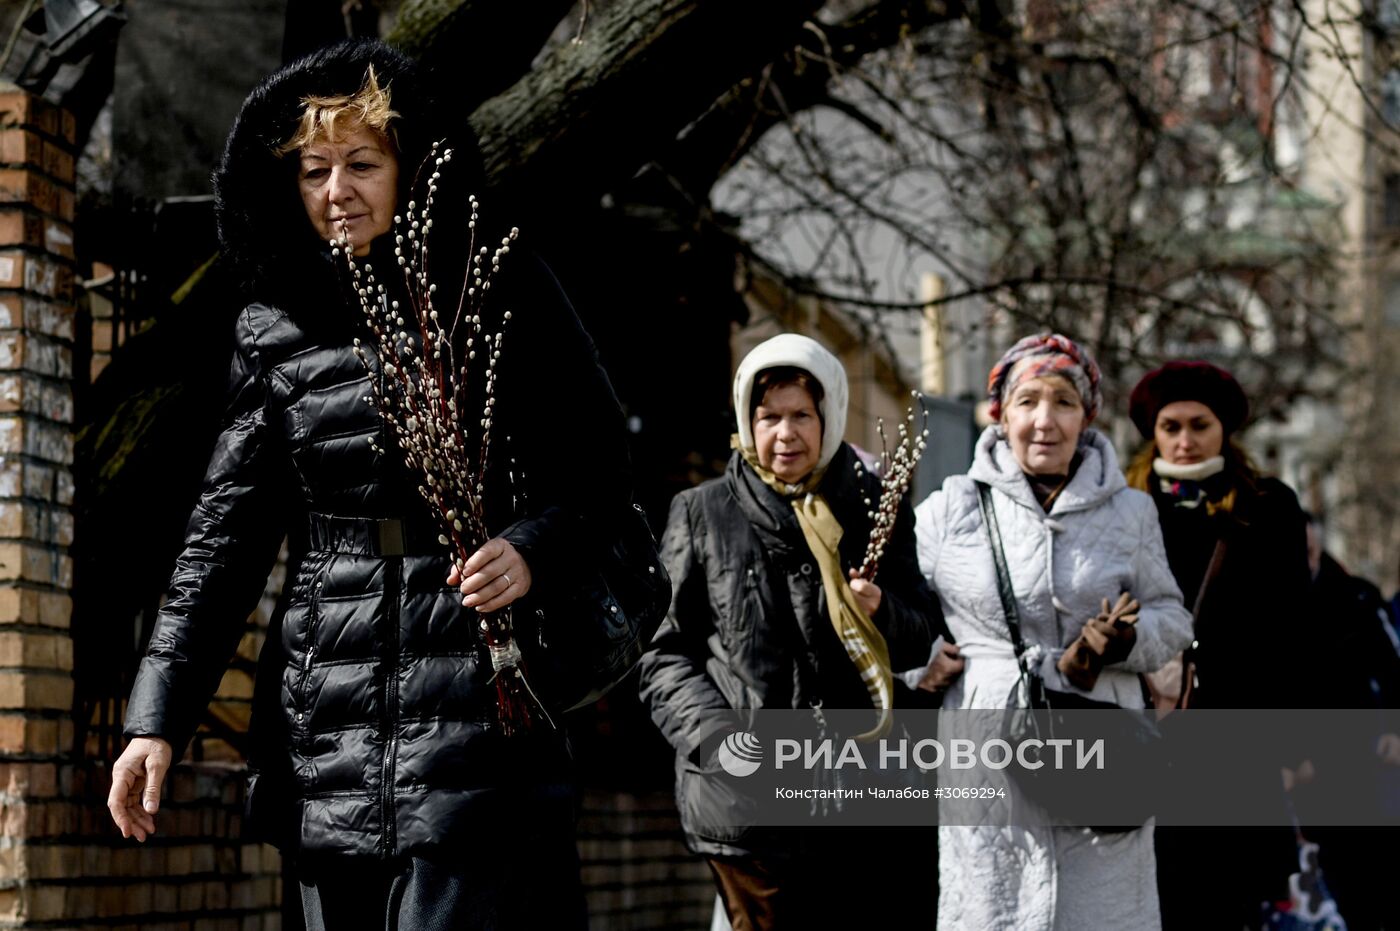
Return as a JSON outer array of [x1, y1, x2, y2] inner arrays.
[[296, 578, 324, 728], [379, 556, 402, 857]]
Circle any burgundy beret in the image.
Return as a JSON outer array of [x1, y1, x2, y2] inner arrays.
[[1128, 361, 1249, 438]]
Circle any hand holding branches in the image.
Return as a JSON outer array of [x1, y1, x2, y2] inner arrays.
[[334, 142, 538, 734]]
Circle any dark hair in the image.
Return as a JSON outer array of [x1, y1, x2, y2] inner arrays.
[[750, 367, 825, 425]]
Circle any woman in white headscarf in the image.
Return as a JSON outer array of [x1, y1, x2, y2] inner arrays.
[[639, 334, 943, 931]]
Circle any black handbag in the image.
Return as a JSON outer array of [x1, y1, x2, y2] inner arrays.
[[522, 502, 671, 713], [976, 481, 1160, 832]]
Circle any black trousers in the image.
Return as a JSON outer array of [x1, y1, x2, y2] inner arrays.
[[295, 831, 587, 931]]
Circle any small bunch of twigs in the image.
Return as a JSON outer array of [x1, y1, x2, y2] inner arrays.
[[854, 390, 930, 582], [334, 141, 536, 735]]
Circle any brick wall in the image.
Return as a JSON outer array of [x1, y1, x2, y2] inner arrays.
[[579, 790, 716, 930], [0, 86, 283, 930]]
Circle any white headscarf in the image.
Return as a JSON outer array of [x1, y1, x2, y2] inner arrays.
[[732, 333, 849, 473]]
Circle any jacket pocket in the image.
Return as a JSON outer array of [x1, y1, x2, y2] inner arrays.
[[677, 756, 757, 846], [293, 559, 330, 730], [725, 567, 763, 639]]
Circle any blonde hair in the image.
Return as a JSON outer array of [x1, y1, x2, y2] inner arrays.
[[276, 65, 399, 157], [1125, 436, 1261, 518]]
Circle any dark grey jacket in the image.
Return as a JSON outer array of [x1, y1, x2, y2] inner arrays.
[[638, 446, 940, 855]]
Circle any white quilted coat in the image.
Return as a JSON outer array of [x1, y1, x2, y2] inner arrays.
[[914, 426, 1192, 931]]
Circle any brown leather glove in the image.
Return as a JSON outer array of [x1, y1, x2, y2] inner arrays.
[[1057, 593, 1140, 691]]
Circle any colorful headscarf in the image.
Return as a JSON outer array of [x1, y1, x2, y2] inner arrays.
[[986, 332, 1102, 422]]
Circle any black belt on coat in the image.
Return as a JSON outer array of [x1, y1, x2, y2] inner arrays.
[[306, 512, 444, 557]]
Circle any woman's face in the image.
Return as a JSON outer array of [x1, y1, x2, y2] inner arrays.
[[298, 124, 399, 256], [1002, 375, 1086, 476], [754, 382, 823, 484], [1154, 400, 1224, 465]]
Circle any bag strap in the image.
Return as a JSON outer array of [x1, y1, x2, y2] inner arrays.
[[1176, 537, 1228, 710], [1190, 538, 1228, 625], [975, 481, 1029, 660]]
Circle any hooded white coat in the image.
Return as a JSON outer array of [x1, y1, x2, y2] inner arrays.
[[914, 426, 1192, 931]]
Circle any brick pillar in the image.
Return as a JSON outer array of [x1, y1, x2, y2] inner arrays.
[[0, 86, 78, 925]]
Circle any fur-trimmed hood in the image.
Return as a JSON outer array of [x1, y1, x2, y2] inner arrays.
[[213, 39, 487, 316]]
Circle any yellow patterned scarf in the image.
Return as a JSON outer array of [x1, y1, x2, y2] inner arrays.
[[734, 437, 893, 740]]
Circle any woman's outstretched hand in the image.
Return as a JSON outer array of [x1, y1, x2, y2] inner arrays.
[[449, 537, 532, 613], [108, 736, 173, 842]]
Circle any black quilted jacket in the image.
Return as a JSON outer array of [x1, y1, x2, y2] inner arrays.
[[638, 446, 941, 856], [123, 41, 633, 857]]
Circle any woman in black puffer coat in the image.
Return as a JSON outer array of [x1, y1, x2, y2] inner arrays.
[[106, 40, 633, 929]]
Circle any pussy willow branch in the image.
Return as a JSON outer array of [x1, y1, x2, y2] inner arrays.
[[855, 391, 929, 582], [333, 141, 533, 733]]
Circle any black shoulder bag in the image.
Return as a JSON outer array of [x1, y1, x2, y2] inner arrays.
[[976, 480, 1160, 832], [523, 502, 672, 714]]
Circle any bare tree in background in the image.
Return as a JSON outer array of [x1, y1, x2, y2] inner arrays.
[[715, 1, 1368, 416], [69, 0, 1400, 744]]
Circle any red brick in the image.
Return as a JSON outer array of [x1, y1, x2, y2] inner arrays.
[[40, 140, 73, 184], [27, 883, 68, 921], [152, 882, 179, 913], [167, 844, 193, 875], [0, 169, 64, 218], [39, 591, 70, 628], [239, 843, 262, 874], [0, 129, 42, 171], [0, 714, 21, 751], [26, 762, 56, 797], [139, 845, 167, 875], [95, 882, 125, 918], [124, 881, 154, 914], [0, 209, 44, 251], [205, 879, 229, 910], [0, 630, 70, 671], [0, 669, 72, 710], [41, 218, 73, 259], [0, 251, 19, 289], [0, 93, 61, 140], [191, 842, 216, 874], [178, 880, 206, 911], [41, 798, 78, 834]]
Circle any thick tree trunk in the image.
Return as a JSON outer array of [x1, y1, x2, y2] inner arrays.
[[467, 0, 825, 209], [387, 0, 578, 109]]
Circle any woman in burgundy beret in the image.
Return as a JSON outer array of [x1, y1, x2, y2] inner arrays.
[[1125, 361, 1310, 931]]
